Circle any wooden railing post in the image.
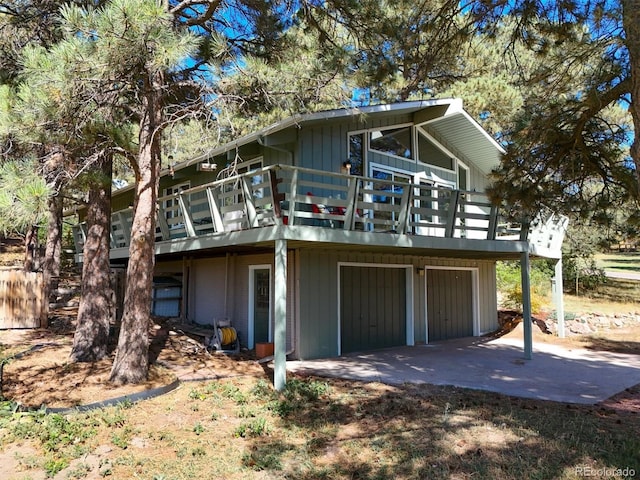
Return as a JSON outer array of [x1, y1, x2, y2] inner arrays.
[[156, 203, 171, 241], [396, 187, 412, 234], [445, 190, 461, 238], [343, 177, 360, 231], [206, 186, 225, 232], [269, 169, 283, 225], [178, 193, 196, 237], [519, 219, 530, 242], [287, 169, 299, 226], [241, 177, 258, 228], [487, 205, 498, 240]]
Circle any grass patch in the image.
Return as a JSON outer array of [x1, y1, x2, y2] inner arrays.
[[1, 375, 638, 479], [595, 252, 640, 274], [564, 277, 640, 311]]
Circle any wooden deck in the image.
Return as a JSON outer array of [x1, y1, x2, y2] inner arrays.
[[72, 165, 567, 259]]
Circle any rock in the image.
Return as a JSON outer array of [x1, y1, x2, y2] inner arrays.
[[569, 322, 593, 335]]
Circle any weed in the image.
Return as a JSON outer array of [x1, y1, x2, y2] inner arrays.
[[118, 398, 134, 409], [188, 388, 207, 401], [242, 448, 283, 471], [219, 382, 248, 404], [238, 405, 259, 418], [193, 422, 204, 435], [66, 462, 91, 479], [269, 378, 330, 417], [111, 427, 133, 449], [235, 417, 269, 437], [98, 407, 127, 428], [191, 446, 206, 456], [43, 457, 68, 478]]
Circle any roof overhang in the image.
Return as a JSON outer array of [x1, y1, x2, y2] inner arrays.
[[174, 98, 503, 173]]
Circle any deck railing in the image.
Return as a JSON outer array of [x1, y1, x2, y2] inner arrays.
[[72, 165, 564, 255]]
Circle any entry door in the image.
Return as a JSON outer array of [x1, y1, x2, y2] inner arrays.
[[341, 266, 406, 353], [426, 269, 473, 341], [250, 267, 271, 346]]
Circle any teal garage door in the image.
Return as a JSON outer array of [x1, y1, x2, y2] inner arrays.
[[426, 269, 473, 341], [340, 266, 406, 354]]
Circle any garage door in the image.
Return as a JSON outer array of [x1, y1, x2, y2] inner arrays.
[[426, 269, 473, 341], [340, 266, 406, 354]]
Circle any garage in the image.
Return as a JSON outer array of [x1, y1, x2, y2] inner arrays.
[[340, 266, 407, 354], [426, 268, 475, 341]]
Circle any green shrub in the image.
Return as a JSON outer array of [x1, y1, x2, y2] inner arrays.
[[496, 261, 552, 314]]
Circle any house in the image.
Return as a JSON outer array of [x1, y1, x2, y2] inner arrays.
[[71, 99, 567, 389]]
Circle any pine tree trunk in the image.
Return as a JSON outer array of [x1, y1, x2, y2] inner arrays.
[[622, 0, 640, 192], [110, 71, 164, 384], [70, 153, 113, 362], [24, 225, 39, 272], [43, 193, 62, 300], [42, 150, 65, 305]]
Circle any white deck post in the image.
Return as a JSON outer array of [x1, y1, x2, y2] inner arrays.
[[554, 258, 565, 338], [521, 251, 533, 360], [274, 238, 287, 391]]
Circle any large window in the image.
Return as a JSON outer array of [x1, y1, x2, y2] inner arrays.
[[369, 126, 413, 159], [417, 130, 453, 171]]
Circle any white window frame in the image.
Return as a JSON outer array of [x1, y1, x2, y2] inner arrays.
[[416, 125, 459, 174], [367, 122, 415, 161]]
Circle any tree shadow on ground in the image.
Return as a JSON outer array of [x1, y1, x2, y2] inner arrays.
[[245, 380, 640, 480]]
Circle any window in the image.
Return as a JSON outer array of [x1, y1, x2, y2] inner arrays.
[[348, 133, 364, 175], [457, 163, 469, 191], [369, 126, 413, 159], [417, 131, 453, 171]]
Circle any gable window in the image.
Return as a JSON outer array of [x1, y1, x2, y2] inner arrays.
[[369, 126, 413, 160], [417, 129, 453, 171]]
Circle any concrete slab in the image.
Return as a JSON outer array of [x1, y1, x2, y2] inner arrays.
[[286, 336, 640, 404]]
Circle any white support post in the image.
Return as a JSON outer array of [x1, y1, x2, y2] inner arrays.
[[274, 239, 287, 391], [521, 252, 533, 360], [554, 258, 565, 338]]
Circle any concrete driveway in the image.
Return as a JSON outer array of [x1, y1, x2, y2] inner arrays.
[[286, 335, 640, 405]]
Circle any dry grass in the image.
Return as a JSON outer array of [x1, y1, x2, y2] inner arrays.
[[563, 277, 640, 314], [1, 324, 639, 480]]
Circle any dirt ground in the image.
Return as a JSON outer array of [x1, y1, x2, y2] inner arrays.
[[1, 312, 638, 413], [0, 315, 266, 410]]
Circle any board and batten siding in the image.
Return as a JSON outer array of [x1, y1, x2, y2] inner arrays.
[[296, 114, 490, 193], [297, 249, 497, 359], [185, 253, 296, 351]]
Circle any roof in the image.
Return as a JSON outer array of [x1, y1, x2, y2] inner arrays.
[[174, 98, 505, 176]]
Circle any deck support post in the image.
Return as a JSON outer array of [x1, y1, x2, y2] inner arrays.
[[521, 251, 533, 360], [274, 238, 287, 391], [553, 258, 565, 338]]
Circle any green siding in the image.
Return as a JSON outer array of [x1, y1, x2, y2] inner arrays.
[[297, 249, 498, 359]]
